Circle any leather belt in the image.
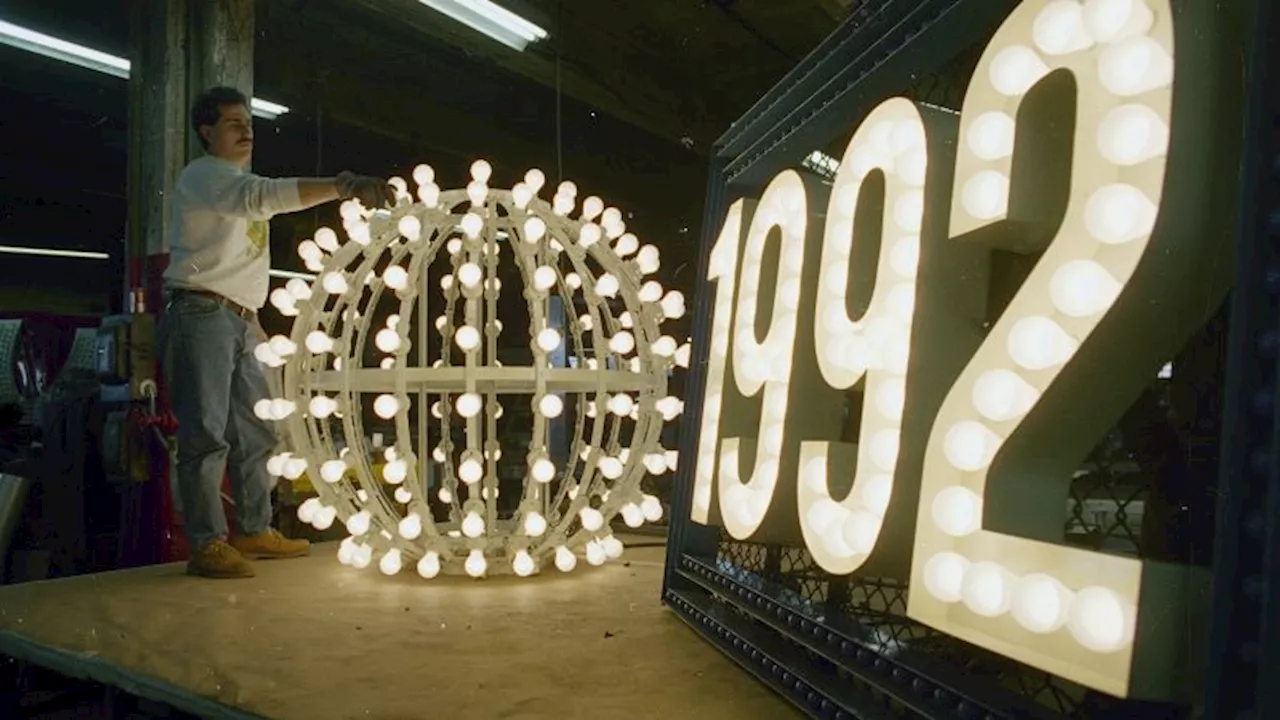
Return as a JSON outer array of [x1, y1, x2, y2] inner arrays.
[[170, 288, 257, 320]]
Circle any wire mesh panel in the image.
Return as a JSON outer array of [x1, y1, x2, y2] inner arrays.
[[663, 0, 1268, 717]]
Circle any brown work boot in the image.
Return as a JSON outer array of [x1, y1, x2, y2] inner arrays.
[[230, 528, 310, 560], [187, 539, 256, 579]]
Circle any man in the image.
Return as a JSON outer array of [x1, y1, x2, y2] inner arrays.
[[160, 86, 394, 579]]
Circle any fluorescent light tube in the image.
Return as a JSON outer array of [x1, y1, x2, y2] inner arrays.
[[0, 18, 289, 119], [414, 0, 548, 51], [268, 268, 317, 281], [0, 244, 110, 260]]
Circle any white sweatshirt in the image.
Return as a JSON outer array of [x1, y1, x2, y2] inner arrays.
[[163, 155, 307, 310]]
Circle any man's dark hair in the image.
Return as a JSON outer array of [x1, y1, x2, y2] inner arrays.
[[190, 86, 250, 150]]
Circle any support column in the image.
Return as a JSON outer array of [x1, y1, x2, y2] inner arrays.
[[186, 0, 255, 161]]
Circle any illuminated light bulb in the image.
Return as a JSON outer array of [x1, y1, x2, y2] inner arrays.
[[885, 282, 915, 325], [373, 394, 400, 420], [456, 393, 483, 418], [253, 344, 279, 366], [651, 336, 678, 359], [598, 457, 624, 480], [962, 171, 1010, 220], [608, 394, 635, 416], [524, 168, 545, 192], [579, 507, 604, 531], [321, 272, 348, 295], [923, 552, 971, 603], [309, 395, 338, 419], [441, 275, 454, 291], [282, 456, 307, 480], [266, 454, 288, 476], [523, 512, 547, 537], [417, 182, 441, 206], [511, 182, 534, 209], [417, 552, 441, 579], [636, 245, 661, 274], [459, 458, 483, 484], [383, 265, 409, 291], [1007, 315, 1078, 370], [270, 399, 296, 421], [618, 311, 634, 329], [962, 561, 1015, 617], [436, 487, 452, 503], [874, 378, 906, 421], [1032, 0, 1094, 55], [397, 215, 422, 242], [523, 216, 547, 243], [375, 328, 401, 353], [466, 181, 488, 206], [1012, 573, 1073, 634], [322, 458, 353, 481], [578, 223, 602, 247], [609, 332, 635, 354], [595, 274, 620, 298], [660, 291, 686, 319], [1085, 183, 1158, 244], [461, 213, 484, 238], [988, 45, 1049, 97], [391, 487, 412, 504], [435, 315, 448, 331], [1083, 0, 1155, 44], [455, 325, 481, 352], [674, 343, 692, 368], [346, 510, 372, 537], [578, 315, 595, 333], [533, 265, 556, 291], [337, 540, 355, 565], [305, 331, 334, 354], [1050, 260, 1122, 317], [602, 535, 624, 559], [639, 281, 663, 303], [643, 453, 668, 475], [536, 328, 561, 353], [641, 494, 663, 522], [285, 278, 312, 301], [555, 546, 576, 572], [600, 207, 622, 228], [511, 550, 536, 577], [943, 421, 1001, 471], [297, 240, 322, 261], [1098, 35, 1174, 97], [531, 458, 555, 483], [868, 430, 899, 471], [931, 485, 984, 536], [614, 232, 639, 257], [1068, 586, 1134, 652], [839, 510, 881, 555], [382, 459, 408, 484], [967, 111, 1016, 160], [340, 199, 363, 221], [462, 512, 485, 538], [565, 273, 583, 290], [898, 146, 928, 188], [398, 513, 422, 540], [892, 190, 924, 232], [972, 368, 1039, 422], [620, 503, 644, 528], [580, 195, 604, 221], [446, 238, 464, 256], [537, 394, 563, 418], [464, 550, 487, 578], [379, 549, 403, 576], [1097, 103, 1168, 166], [313, 505, 336, 530], [269, 288, 296, 312], [465, 158, 492, 183], [585, 541, 607, 566], [412, 163, 435, 186], [297, 498, 319, 523], [388, 176, 409, 196], [353, 544, 374, 569]]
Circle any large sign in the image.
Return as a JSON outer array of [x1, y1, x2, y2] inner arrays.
[[691, 0, 1241, 701]]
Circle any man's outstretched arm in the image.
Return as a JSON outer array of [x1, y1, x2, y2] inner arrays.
[[191, 163, 397, 219]]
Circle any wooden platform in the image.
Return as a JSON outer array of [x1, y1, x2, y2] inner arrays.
[[0, 538, 796, 719]]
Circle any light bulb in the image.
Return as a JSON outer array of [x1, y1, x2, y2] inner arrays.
[[1085, 184, 1157, 244], [1012, 573, 1073, 634], [621, 503, 644, 528], [269, 288, 296, 312], [533, 265, 556, 291], [1084, 0, 1154, 42], [1099, 36, 1174, 97], [253, 344, 278, 366], [373, 394, 400, 419], [962, 171, 1010, 220], [609, 332, 635, 354], [598, 456, 624, 479], [383, 265, 408, 291], [531, 458, 556, 483], [524, 512, 547, 537], [524, 216, 547, 243], [455, 325, 481, 352], [931, 485, 984, 536], [346, 510, 371, 537], [943, 421, 1001, 471], [313, 506, 336, 530], [614, 233, 639, 257], [923, 551, 970, 603], [1032, 0, 1093, 56], [375, 328, 401, 353], [270, 399, 296, 420], [398, 513, 423, 540], [967, 111, 1016, 160], [651, 336, 677, 358], [459, 458, 483, 484], [1050, 260, 1122, 317], [513, 550, 536, 577], [1007, 316, 1077, 370], [461, 213, 484, 238], [595, 274, 619, 298], [285, 278, 312, 301], [553, 194, 574, 216], [305, 331, 334, 354], [1068, 586, 1134, 652], [417, 552, 441, 579], [585, 541, 607, 566], [469, 159, 492, 183], [579, 223, 602, 247], [321, 272, 348, 295], [524, 168, 545, 192], [972, 368, 1039, 422], [297, 240, 322, 261], [636, 245, 660, 274], [1097, 103, 1168, 166], [602, 535, 624, 559], [296, 498, 319, 523], [397, 215, 422, 242], [660, 291, 686, 319], [379, 549, 403, 576], [456, 393, 483, 418], [462, 512, 485, 538], [266, 454, 288, 476], [309, 395, 338, 419], [412, 163, 435, 186], [537, 394, 563, 418], [962, 561, 1014, 617], [536, 328, 561, 353], [608, 394, 634, 416], [417, 183, 440, 207], [382, 459, 408, 484], [674, 343, 692, 368], [554, 546, 576, 572], [640, 495, 663, 522], [582, 196, 603, 220], [464, 549, 487, 578], [988, 45, 1049, 96], [579, 507, 604, 531], [466, 181, 488, 206], [639, 281, 663, 303]]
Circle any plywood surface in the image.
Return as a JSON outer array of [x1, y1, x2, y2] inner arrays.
[[0, 538, 797, 719]]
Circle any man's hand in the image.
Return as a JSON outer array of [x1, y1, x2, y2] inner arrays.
[[336, 171, 396, 209]]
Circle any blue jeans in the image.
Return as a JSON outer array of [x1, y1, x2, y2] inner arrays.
[[158, 292, 278, 550]]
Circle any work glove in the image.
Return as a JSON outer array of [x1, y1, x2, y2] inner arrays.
[[336, 171, 396, 209]]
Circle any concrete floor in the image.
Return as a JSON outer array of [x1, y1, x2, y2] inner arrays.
[[0, 535, 800, 719]]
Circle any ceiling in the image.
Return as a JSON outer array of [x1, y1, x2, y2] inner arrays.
[[0, 0, 844, 314]]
